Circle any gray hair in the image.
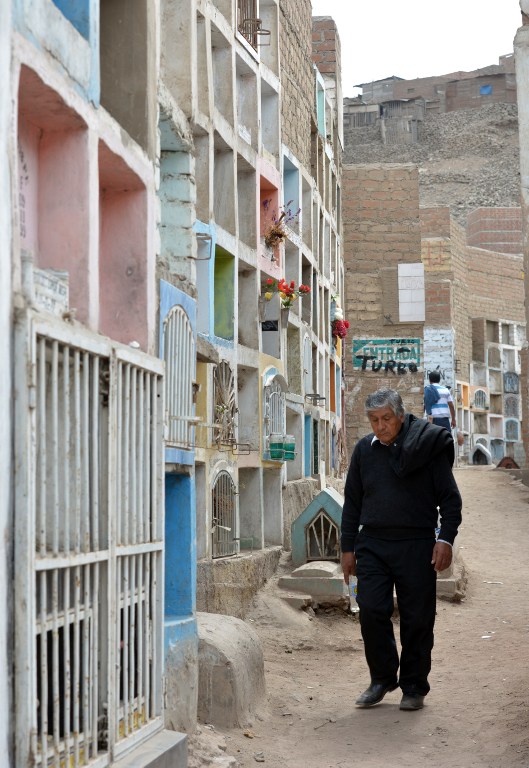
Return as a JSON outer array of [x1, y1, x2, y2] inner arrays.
[[365, 388, 405, 418]]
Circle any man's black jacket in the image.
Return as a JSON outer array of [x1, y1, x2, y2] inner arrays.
[[340, 414, 462, 552]]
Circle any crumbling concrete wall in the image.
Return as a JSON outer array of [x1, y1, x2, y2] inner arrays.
[[196, 548, 282, 619]]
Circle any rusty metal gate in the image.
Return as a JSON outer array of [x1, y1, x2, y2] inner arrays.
[[14, 310, 165, 767]]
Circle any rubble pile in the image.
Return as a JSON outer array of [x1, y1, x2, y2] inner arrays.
[[344, 103, 521, 224]]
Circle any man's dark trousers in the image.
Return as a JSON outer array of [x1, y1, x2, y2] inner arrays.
[[433, 416, 451, 433], [354, 532, 437, 696]]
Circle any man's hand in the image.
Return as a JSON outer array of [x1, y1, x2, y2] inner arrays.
[[341, 551, 357, 582], [431, 541, 452, 573]]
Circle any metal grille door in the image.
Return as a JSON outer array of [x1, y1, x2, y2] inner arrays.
[[15, 312, 164, 767], [213, 361, 236, 445], [306, 510, 339, 561], [268, 381, 285, 436], [211, 470, 238, 558], [164, 305, 194, 448]]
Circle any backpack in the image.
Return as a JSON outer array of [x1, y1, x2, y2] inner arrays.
[[424, 383, 440, 414]]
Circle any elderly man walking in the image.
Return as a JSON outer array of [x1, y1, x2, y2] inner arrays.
[[341, 388, 462, 711]]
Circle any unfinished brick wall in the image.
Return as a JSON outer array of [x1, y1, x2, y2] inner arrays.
[[312, 16, 341, 80], [466, 207, 523, 254], [342, 163, 424, 452], [420, 206, 452, 240], [466, 245, 524, 320], [419, 207, 523, 386], [420, 207, 456, 385], [445, 74, 517, 111], [421, 238, 452, 273], [450, 217, 473, 383], [425, 280, 452, 326], [279, 0, 314, 170], [312, 16, 343, 150]]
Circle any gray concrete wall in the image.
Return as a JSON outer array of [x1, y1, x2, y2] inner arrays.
[[100, 0, 158, 157], [515, 23, 529, 463], [164, 622, 198, 734], [0, 1, 11, 762]]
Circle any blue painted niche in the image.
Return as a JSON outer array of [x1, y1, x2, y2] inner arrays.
[[291, 487, 344, 566], [52, 0, 90, 39]]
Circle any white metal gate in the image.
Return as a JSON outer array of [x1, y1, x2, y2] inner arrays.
[[164, 305, 194, 448], [14, 311, 165, 767]]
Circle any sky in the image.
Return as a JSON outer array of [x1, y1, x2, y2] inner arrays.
[[310, 0, 523, 97]]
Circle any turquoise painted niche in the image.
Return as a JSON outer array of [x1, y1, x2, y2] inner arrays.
[[291, 487, 344, 566]]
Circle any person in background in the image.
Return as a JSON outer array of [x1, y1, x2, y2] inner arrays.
[[425, 370, 456, 433], [341, 388, 462, 711]]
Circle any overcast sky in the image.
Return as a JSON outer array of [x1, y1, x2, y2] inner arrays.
[[310, 0, 523, 97]]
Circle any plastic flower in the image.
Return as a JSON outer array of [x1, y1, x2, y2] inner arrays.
[[261, 278, 311, 308], [331, 319, 350, 339]]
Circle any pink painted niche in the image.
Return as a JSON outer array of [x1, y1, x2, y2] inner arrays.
[[17, 66, 91, 322], [259, 179, 281, 277], [98, 141, 149, 349]]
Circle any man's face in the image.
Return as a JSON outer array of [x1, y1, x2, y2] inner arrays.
[[367, 406, 404, 445]]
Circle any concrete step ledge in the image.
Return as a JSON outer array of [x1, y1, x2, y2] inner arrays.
[[277, 574, 345, 597], [114, 730, 187, 768], [280, 593, 313, 609]]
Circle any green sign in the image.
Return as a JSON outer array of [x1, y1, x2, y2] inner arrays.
[[352, 338, 421, 374]]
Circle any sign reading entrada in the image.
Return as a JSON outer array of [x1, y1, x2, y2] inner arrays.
[[352, 338, 421, 374]]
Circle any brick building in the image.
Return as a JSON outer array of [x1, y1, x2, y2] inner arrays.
[[352, 57, 517, 113], [421, 206, 525, 465], [342, 162, 525, 464], [344, 58, 518, 149], [342, 163, 425, 449]]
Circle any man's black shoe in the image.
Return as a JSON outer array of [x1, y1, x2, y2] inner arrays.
[[399, 693, 425, 711], [355, 682, 398, 707]]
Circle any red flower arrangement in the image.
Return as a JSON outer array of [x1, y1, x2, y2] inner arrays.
[[331, 319, 350, 339], [263, 277, 311, 308]]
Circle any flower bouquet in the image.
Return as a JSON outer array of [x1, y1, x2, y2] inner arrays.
[[262, 277, 311, 309], [331, 319, 350, 339]]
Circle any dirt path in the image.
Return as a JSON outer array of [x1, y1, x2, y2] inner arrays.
[[190, 467, 529, 768]]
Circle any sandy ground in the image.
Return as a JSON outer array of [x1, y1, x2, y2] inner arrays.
[[188, 467, 529, 768]]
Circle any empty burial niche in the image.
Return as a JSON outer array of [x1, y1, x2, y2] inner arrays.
[[306, 509, 339, 562], [471, 443, 492, 465]]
